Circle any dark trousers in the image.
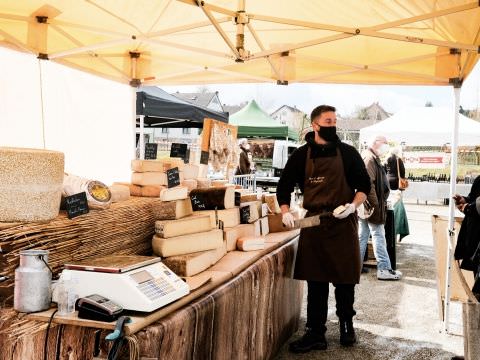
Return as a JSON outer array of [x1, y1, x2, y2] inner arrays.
[[306, 281, 356, 334]]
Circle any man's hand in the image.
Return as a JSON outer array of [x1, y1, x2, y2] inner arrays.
[[282, 212, 295, 228], [333, 203, 356, 219]]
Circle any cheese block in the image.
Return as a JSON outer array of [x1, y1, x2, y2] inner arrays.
[[189, 187, 235, 210], [160, 186, 188, 201], [155, 215, 212, 238], [109, 184, 130, 202], [0, 147, 64, 222], [223, 224, 256, 252], [237, 236, 265, 251], [198, 164, 209, 178], [253, 219, 262, 236], [239, 201, 260, 224], [153, 198, 193, 220], [181, 179, 197, 192], [211, 179, 228, 187], [131, 158, 185, 172], [184, 164, 199, 180], [162, 244, 226, 276], [152, 229, 223, 257], [259, 216, 269, 236], [262, 194, 281, 214], [113, 182, 142, 197], [261, 203, 269, 217], [240, 193, 258, 203], [267, 211, 299, 233], [192, 208, 240, 228], [141, 185, 165, 197], [196, 178, 211, 189], [63, 174, 112, 210], [131, 172, 167, 186]]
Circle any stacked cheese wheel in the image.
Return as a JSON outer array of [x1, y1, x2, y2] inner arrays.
[[0, 147, 64, 222]]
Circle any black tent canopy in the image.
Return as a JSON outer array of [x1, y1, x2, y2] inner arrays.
[[136, 86, 228, 128]]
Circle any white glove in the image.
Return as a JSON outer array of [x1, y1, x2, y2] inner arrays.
[[282, 212, 295, 228], [333, 203, 356, 219]]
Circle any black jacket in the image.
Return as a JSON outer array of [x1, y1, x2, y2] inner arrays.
[[277, 132, 371, 207], [454, 175, 480, 271], [385, 154, 405, 191]]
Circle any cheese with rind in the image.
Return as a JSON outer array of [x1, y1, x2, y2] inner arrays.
[[152, 229, 223, 257], [155, 215, 212, 238]]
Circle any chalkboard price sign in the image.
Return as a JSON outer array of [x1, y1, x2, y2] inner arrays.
[[240, 205, 250, 224], [234, 191, 241, 206], [166, 167, 180, 188], [170, 143, 188, 162], [65, 192, 89, 219], [190, 193, 206, 211], [145, 143, 158, 160], [200, 151, 209, 165]]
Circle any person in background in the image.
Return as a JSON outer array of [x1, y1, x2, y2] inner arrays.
[[235, 138, 251, 175], [454, 175, 480, 298], [359, 135, 402, 280], [384, 147, 410, 241], [277, 105, 370, 353], [385, 146, 405, 191]]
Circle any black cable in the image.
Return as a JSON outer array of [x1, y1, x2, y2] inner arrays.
[[44, 309, 58, 360], [55, 324, 63, 360]]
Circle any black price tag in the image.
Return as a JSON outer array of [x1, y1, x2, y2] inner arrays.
[[190, 193, 206, 211], [234, 191, 241, 207], [65, 192, 89, 219], [144, 143, 158, 160], [170, 143, 188, 162], [240, 205, 250, 224], [166, 167, 180, 188], [200, 151, 209, 165]]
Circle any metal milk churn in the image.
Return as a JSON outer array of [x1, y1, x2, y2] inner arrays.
[[14, 250, 52, 312]]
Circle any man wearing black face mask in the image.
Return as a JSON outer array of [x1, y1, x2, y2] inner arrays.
[[277, 105, 370, 353]]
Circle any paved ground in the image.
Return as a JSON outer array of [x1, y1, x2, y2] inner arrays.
[[275, 201, 465, 360]]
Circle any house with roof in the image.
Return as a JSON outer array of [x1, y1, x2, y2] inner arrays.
[[172, 91, 224, 113], [270, 105, 307, 139]]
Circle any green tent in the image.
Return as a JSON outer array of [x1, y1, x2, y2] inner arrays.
[[229, 100, 298, 141]]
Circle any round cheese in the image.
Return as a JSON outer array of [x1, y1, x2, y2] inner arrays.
[[0, 147, 64, 222]]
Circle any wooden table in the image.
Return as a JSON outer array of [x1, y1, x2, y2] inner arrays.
[[4, 231, 303, 360]]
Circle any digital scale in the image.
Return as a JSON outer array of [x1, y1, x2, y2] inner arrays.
[[64, 255, 190, 312]]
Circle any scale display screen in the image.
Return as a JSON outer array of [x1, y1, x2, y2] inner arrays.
[[130, 270, 153, 284]]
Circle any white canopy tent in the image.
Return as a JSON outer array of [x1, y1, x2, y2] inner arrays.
[[360, 107, 480, 146], [0, 0, 479, 333]]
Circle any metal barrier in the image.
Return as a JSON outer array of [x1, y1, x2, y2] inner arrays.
[[232, 174, 256, 192]]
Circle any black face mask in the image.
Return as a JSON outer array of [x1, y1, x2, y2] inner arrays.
[[317, 126, 337, 142]]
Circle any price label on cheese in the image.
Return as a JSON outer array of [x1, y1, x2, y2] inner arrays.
[[234, 191, 241, 206], [166, 167, 180, 188], [240, 205, 250, 224], [200, 151, 209, 165], [170, 143, 188, 162], [190, 194, 206, 211], [65, 192, 89, 219]]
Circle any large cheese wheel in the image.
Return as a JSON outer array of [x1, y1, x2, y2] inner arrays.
[[152, 229, 223, 257], [0, 147, 64, 222], [153, 198, 193, 220], [192, 208, 240, 228], [131, 158, 185, 172], [155, 215, 212, 238], [162, 244, 226, 277]]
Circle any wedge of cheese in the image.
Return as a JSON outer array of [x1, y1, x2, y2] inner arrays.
[[262, 193, 281, 214], [211, 179, 228, 187], [181, 179, 197, 193], [155, 215, 212, 238], [259, 216, 269, 236], [189, 187, 235, 210], [141, 185, 165, 197], [131, 158, 185, 172], [240, 201, 261, 224], [192, 207, 240, 228], [267, 211, 299, 233], [162, 244, 226, 276], [153, 198, 193, 220], [160, 186, 188, 201], [184, 164, 199, 180], [109, 184, 130, 202], [237, 236, 265, 251], [152, 229, 223, 257], [196, 178, 211, 189], [131, 172, 167, 186], [223, 224, 256, 252], [240, 193, 258, 203]]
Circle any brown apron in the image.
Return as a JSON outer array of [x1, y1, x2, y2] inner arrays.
[[294, 147, 361, 284]]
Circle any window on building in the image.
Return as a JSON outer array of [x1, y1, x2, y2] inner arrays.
[[182, 128, 191, 135], [161, 128, 169, 134]]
